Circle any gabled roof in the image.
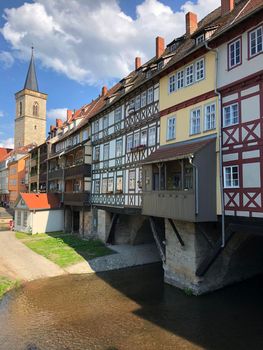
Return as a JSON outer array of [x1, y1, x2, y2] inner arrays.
[[19, 193, 61, 210], [0, 148, 13, 162], [24, 49, 39, 92], [141, 136, 216, 165]]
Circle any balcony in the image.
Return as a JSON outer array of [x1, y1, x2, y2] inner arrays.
[[142, 190, 196, 221], [39, 172, 47, 183], [30, 175, 38, 183], [30, 158, 37, 167], [48, 168, 63, 180], [64, 163, 91, 179], [63, 192, 90, 206]]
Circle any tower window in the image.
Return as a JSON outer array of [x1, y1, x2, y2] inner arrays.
[[33, 102, 39, 116], [19, 101, 22, 116], [34, 125, 37, 130]]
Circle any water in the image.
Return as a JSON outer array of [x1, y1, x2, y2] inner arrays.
[[0, 263, 263, 350]]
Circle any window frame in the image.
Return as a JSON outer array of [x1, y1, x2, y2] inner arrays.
[[228, 37, 242, 70], [185, 64, 194, 86], [147, 87, 154, 104], [128, 169, 136, 191], [126, 134, 133, 153], [224, 165, 239, 188], [177, 70, 184, 89], [116, 139, 123, 158], [195, 58, 205, 81], [204, 102, 216, 131], [248, 25, 263, 59], [168, 74, 176, 94], [148, 126, 156, 146], [190, 107, 201, 135], [167, 116, 176, 141], [223, 103, 239, 127], [103, 143, 109, 160]]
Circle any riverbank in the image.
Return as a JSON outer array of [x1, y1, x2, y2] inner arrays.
[[0, 276, 19, 299], [0, 231, 161, 284]]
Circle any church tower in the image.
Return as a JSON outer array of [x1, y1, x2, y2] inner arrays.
[[14, 48, 47, 148]]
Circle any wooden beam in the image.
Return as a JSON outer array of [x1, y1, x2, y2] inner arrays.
[[168, 218, 185, 246], [196, 225, 236, 277], [149, 217, 166, 262], [106, 213, 119, 244]]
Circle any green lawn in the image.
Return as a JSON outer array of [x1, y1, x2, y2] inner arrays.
[[0, 276, 19, 299], [16, 231, 113, 268]]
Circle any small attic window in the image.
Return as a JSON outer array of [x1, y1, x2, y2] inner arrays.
[[169, 43, 178, 52], [146, 70, 151, 79], [157, 60, 164, 70], [196, 34, 205, 45]]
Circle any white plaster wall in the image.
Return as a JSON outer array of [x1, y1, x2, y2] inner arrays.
[[218, 30, 263, 88], [30, 209, 64, 234]]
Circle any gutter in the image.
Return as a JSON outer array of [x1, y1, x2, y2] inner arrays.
[[205, 42, 225, 247]]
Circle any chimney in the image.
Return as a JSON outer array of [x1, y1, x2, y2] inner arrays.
[[185, 12, 198, 36], [135, 56, 142, 70], [102, 86, 107, 96], [56, 119, 63, 128], [67, 109, 72, 123], [221, 0, 234, 16], [156, 36, 165, 58]]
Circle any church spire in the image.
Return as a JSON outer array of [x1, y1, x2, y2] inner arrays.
[[24, 46, 39, 92]]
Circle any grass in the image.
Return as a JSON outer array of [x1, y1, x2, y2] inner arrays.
[[15, 231, 113, 268], [0, 276, 20, 299]]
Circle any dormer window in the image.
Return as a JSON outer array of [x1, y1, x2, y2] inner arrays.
[[146, 70, 151, 79], [196, 34, 205, 45], [157, 61, 164, 70]]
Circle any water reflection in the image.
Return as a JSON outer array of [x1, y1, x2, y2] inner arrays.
[[0, 264, 263, 350]]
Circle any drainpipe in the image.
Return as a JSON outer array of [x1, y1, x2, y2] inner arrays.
[[205, 42, 225, 247], [188, 155, 198, 215]]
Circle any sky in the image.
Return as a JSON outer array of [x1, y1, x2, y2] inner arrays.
[[0, 0, 221, 148]]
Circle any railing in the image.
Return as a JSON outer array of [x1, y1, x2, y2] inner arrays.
[[142, 190, 196, 222], [91, 193, 142, 208], [48, 168, 63, 180], [64, 192, 90, 205], [64, 164, 91, 178]]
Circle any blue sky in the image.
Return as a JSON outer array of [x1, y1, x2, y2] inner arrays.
[[0, 0, 220, 148]]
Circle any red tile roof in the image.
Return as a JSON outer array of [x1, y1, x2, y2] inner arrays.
[[19, 193, 61, 210], [142, 137, 215, 164], [0, 147, 13, 161]]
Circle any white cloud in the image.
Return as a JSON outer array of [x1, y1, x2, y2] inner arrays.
[[0, 137, 14, 148], [0, 51, 14, 68], [1, 0, 220, 85], [0, 111, 4, 117], [47, 108, 68, 120]]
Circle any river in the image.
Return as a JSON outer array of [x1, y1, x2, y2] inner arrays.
[[0, 263, 263, 350]]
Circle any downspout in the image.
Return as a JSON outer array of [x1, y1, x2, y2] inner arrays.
[[205, 42, 225, 247], [189, 155, 198, 215]]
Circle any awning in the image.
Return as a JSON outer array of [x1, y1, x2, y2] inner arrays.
[[142, 136, 216, 165]]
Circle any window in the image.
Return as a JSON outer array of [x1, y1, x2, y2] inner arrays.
[[158, 60, 164, 69], [204, 103, 216, 130], [127, 135, 133, 152], [103, 115, 109, 129], [94, 146, 100, 161], [177, 70, 184, 89], [167, 116, 176, 140], [249, 25, 263, 58], [196, 34, 205, 45], [141, 129, 147, 146], [148, 127, 156, 146], [116, 139, 122, 157], [73, 179, 81, 192], [19, 101, 22, 116], [141, 91, 147, 107], [129, 170, 136, 190], [103, 144, 109, 160], [116, 176, 123, 192], [33, 102, 38, 116], [94, 179, 100, 193], [223, 103, 239, 127], [107, 178, 114, 193], [147, 87, 154, 104], [168, 74, 176, 93], [224, 166, 239, 188], [102, 178, 107, 193], [134, 132, 140, 148], [185, 64, 194, 86], [83, 129, 89, 141], [114, 107, 122, 122], [94, 120, 99, 133], [190, 108, 201, 135], [195, 58, 205, 81], [228, 38, 241, 69], [17, 211, 21, 226], [135, 95, 141, 111]]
